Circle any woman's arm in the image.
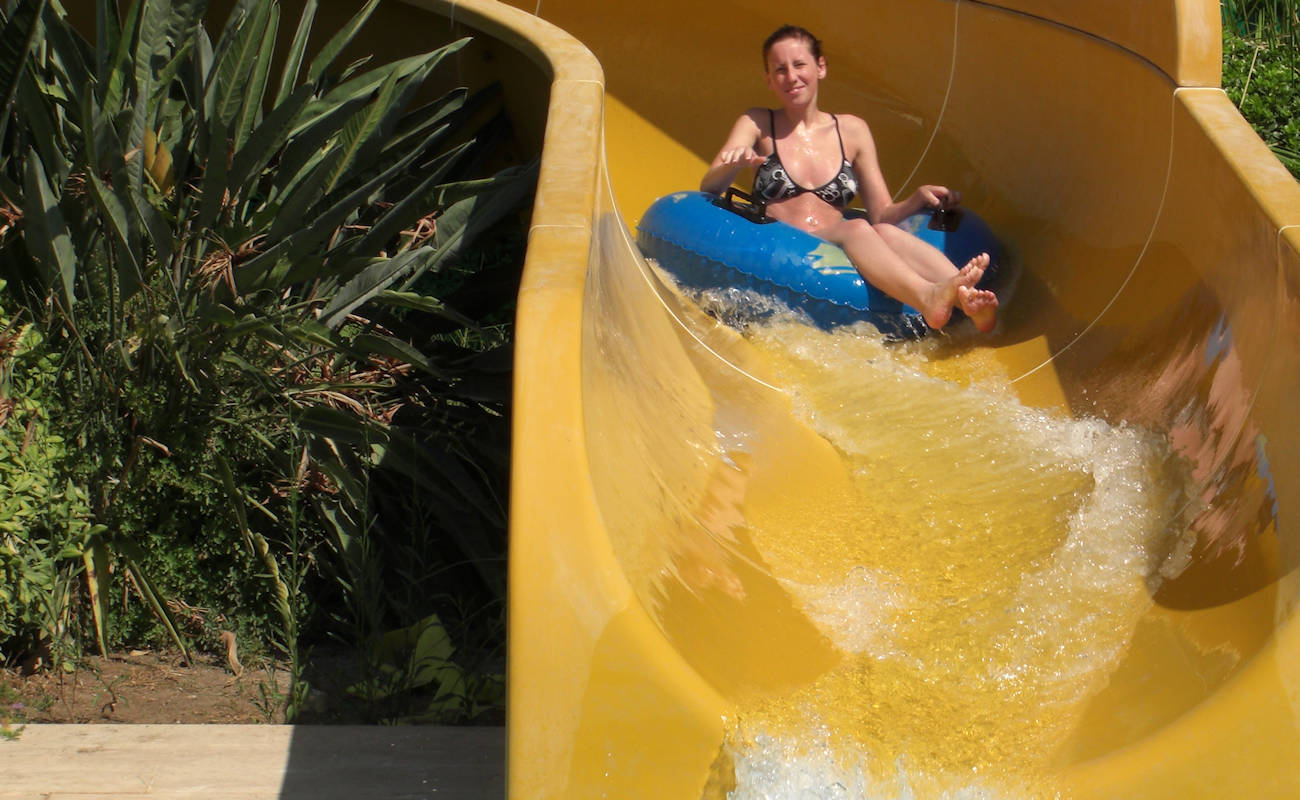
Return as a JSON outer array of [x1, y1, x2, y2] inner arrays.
[[700, 110, 767, 194], [841, 115, 961, 224]]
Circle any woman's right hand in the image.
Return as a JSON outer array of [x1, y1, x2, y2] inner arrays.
[[718, 147, 767, 168], [701, 147, 766, 194], [701, 111, 767, 194]]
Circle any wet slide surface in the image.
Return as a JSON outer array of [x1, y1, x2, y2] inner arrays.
[[448, 0, 1300, 797]]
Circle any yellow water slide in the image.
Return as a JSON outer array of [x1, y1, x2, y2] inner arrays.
[[402, 0, 1300, 796]]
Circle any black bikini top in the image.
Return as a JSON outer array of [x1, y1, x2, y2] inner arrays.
[[753, 109, 858, 207]]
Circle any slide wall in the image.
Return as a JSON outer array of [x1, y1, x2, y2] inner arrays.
[[399, 0, 1300, 797]]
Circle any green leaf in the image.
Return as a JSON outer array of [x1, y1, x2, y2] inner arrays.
[[319, 249, 433, 330], [350, 139, 472, 256], [128, 0, 173, 158], [272, 0, 315, 107], [0, 0, 47, 121], [213, 314, 277, 344], [35, 2, 93, 99], [82, 539, 111, 656], [347, 613, 463, 701], [187, 22, 213, 146], [303, 0, 379, 88], [372, 430, 505, 594], [94, 0, 122, 79], [211, 0, 260, 53], [147, 35, 194, 117], [115, 539, 192, 664], [232, 4, 277, 151], [129, 187, 174, 277], [225, 82, 313, 195], [158, 0, 207, 50], [378, 85, 472, 164], [265, 93, 367, 206], [215, 453, 254, 553], [195, 116, 229, 232], [262, 143, 340, 244], [99, 0, 141, 111], [350, 333, 446, 379], [22, 148, 79, 313], [371, 290, 478, 328], [330, 54, 452, 191], [321, 66, 402, 194], [15, 69, 71, 186], [246, 139, 438, 286], [292, 44, 466, 138], [396, 161, 538, 294], [298, 404, 387, 449], [83, 169, 146, 300], [207, 0, 272, 131], [281, 317, 338, 350]]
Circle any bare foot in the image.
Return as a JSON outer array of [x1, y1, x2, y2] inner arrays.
[[920, 254, 989, 330], [956, 253, 991, 288], [957, 285, 999, 332]]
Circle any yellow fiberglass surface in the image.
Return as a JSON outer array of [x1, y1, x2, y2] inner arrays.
[[401, 0, 1300, 797]]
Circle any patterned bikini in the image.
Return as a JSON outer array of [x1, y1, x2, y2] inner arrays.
[[753, 109, 858, 207]]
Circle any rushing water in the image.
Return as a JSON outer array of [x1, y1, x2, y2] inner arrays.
[[705, 316, 1196, 800]]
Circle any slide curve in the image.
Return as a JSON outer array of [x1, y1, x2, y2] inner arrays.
[[399, 1, 1300, 797]]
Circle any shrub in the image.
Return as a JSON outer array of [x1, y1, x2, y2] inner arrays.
[[1222, 0, 1300, 177], [0, 0, 530, 720]]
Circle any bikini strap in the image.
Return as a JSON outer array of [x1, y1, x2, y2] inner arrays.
[[830, 113, 847, 161]]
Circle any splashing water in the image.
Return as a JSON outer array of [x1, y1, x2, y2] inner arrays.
[[712, 319, 1194, 800]]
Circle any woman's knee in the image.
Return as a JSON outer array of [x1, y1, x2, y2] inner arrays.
[[833, 217, 877, 243], [872, 222, 905, 242]]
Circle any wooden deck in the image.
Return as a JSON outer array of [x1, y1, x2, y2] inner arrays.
[[0, 724, 504, 799]]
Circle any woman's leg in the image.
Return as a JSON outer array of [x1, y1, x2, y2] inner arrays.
[[873, 222, 957, 282], [875, 222, 999, 332], [821, 217, 993, 331]]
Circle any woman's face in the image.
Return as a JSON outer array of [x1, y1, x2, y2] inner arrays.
[[764, 36, 826, 107]]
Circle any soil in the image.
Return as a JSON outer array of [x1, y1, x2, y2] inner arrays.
[[1, 649, 289, 725]]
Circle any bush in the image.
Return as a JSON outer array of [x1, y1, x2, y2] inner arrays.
[[1222, 0, 1300, 177], [0, 314, 93, 662], [0, 0, 530, 721]]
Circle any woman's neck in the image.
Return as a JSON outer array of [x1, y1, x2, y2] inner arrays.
[[777, 103, 823, 133]]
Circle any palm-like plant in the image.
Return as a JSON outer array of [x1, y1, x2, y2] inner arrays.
[[0, 0, 530, 717]]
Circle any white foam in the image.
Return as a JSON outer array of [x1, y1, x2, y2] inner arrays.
[[720, 323, 1195, 798], [783, 566, 908, 656], [727, 723, 1007, 800]]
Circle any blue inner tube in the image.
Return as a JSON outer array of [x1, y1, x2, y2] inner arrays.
[[636, 190, 1003, 338]]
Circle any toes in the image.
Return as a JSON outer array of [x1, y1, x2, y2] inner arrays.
[[961, 253, 990, 275], [955, 265, 983, 289], [957, 286, 998, 333]]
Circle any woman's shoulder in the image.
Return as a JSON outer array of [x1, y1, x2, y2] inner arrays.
[[831, 112, 872, 136], [730, 107, 772, 134], [832, 113, 877, 153]]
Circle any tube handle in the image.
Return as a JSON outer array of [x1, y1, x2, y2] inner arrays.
[[718, 187, 769, 223]]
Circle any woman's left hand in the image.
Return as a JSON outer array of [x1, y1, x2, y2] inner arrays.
[[915, 184, 962, 210]]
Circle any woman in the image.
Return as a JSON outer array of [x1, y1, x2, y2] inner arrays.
[[700, 26, 997, 332]]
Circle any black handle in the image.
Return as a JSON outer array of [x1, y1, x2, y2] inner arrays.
[[717, 187, 769, 223], [927, 206, 963, 233]]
